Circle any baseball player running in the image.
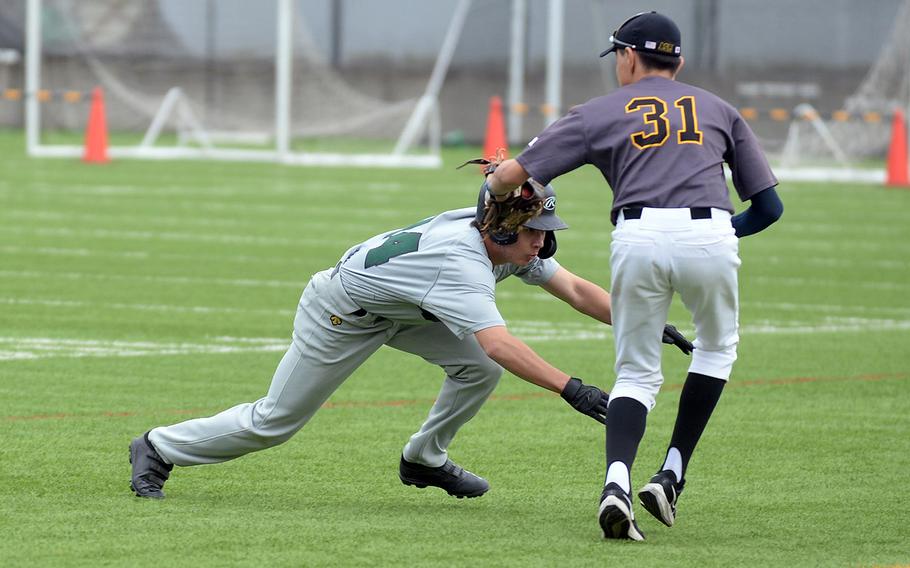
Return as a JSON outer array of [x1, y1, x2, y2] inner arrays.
[[487, 11, 783, 540], [129, 180, 694, 501]]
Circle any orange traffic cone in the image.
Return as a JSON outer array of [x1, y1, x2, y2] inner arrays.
[[483, 95, 508, 162], [886, 108, 908, 187], [83, 86, 109, 163]]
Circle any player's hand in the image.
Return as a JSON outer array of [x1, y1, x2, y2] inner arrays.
[[560, 377, 610, 424], [662, 324, 694, 355]]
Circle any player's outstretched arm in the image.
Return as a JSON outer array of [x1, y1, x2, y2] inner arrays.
[[541, 267, 612, 325], [542, 267, 694, 355], [487, 158, 530, 198], [474, 325, 609, 424]]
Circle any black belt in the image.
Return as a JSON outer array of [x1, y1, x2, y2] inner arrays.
[[622, 207, 712, 220], [348, 307, 439, 322]]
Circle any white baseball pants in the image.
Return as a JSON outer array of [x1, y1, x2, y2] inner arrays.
[[149, 270, 502, 468], [609, 207, 741, 411]]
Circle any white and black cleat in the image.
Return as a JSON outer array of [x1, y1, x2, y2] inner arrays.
[[598, 483, 645, 541], [638, 469, 685, 527]]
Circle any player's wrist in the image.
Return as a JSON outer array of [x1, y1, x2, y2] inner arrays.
[[560, 377, 581, 397]]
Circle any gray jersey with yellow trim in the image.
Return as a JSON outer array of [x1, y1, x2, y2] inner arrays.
[[338, 207, 560, 340], [516, 76, 777, 223]]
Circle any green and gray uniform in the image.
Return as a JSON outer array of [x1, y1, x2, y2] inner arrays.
[[149, 207, 559, 468]]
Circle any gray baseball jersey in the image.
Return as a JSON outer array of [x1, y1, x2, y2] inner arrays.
[[516, 76, 778, 223], [147, 206, 561, 471], [339, 207, 560, 339]]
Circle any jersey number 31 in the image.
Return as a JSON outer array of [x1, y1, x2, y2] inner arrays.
[[625, 96, 702, 150]]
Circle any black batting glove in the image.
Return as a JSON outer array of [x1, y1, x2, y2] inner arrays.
[[662, 324, 694, 355], [560, 377, 610, 425]]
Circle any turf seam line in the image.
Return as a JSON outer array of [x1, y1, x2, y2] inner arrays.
[[3, 372, 906, 422]]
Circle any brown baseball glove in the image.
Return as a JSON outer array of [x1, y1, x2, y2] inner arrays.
[[477, 179, 546, 238], [457, 148, 507, 176], [459, 151, 546, 241]]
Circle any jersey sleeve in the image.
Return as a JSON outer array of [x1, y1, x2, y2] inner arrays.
[[725, 111, 779, 201], [507, 257, 561, 285], [516, 107, 589, 185], [421, 260, 505, 340]]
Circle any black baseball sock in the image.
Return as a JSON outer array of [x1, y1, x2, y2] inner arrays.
[[604, 396, 648, 493], [666, 372, 726, 478]]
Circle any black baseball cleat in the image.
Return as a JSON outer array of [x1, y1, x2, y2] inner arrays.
[[398, 456, 489, 498], [598, 483, 645, 541], [638, 470, 685, 527], [129, 431, 173, 499]]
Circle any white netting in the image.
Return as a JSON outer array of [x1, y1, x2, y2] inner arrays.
[[846, 0, 910, 114], [780, 0, 910, 169], [37, 0, 429, 147]]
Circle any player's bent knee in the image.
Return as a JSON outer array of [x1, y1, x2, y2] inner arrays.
[[689, 347, 737, 381], [610, 377, 661, 411], [449, 360, 503, 385], [249, 405, 310, 446]]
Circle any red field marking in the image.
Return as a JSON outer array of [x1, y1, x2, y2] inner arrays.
[[2, 372, 907, 423]]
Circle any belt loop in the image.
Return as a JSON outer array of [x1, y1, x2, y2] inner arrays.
[[690, 207, 712, 219], [622, 207, 643, 220]]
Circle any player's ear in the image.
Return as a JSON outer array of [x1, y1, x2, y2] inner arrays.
[[627, 49, 638, 74], [673, 56, 685, 78]]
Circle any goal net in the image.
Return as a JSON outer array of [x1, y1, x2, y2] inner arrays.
[[24, 0, 477, 168], [777, 0, 910, 182]]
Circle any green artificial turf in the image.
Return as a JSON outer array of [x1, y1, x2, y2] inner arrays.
[[1, 130, 908, 567]]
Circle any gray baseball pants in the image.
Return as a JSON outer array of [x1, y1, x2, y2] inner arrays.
[[149, 270, 502, 468]]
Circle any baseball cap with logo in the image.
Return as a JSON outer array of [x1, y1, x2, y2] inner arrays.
[[523, 180, 568, 232], [599, 11, 681, 58], [474, 179, 567, 233]]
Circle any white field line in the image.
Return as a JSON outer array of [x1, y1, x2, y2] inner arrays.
[[2, 317, 909, 361], [3, 244, 904, 280], [762, 256, 908, 270], [772, 222, 899, 236], [0, 245, 322, 266], [750, 275, 910, 291], [5, 294, 906, 319], [0, 336, 290, 361], [9, 180, 405, 198], [0, 208, 386, 234], [512, 317, 910, 340], [586, 239, 910, 259], [745, 239, 910, 253], [0, 297, 290, 317], [6, 267, 905, 294], [746, 300, 910, 317], [0, 270, 302, 289], [0, 207, 401, 231], [0, 245, 308, 265], [587, 246, 909, 262], [0, 225, 337, 247], [74, 198, 408, 219]]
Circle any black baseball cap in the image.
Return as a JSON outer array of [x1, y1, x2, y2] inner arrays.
[[599, 11, 681, 58]]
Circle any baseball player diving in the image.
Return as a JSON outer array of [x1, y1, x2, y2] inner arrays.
[[487, 12, 783, 540], [130, 178, 694, 501]]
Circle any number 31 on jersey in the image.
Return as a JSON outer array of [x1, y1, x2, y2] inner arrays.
[[626, 96, 703, 150]]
